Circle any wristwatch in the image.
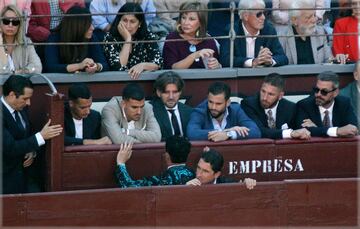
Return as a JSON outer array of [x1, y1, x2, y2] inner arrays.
[[226, 131, 232, 139]]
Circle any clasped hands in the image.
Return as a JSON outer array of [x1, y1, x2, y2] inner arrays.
[[252, 46, 273, 67], [208, 126, 249, 142]]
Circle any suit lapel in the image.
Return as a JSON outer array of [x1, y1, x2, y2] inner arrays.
[[237, 22, 247, 57], [287, 28, 298, 64], [311, 98, 323, 126]]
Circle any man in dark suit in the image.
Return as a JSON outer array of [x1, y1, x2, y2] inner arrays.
[[241, 73, 310, 139], [151, 71, 192, 141], [64, 83, 112, 146], [2, 75, 63, 194], [220, 0, 288, 68], [296, 71, 358, 137], [186, 148, 256, 189]]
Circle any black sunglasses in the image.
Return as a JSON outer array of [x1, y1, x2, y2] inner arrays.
[[2, 18, 20, 26], [255, 11, 265, 18], [313, 87, 337, 96]]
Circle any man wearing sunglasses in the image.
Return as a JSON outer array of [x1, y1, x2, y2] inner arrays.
[[220, 0, 288, 68], [295, 71, 358, 137]]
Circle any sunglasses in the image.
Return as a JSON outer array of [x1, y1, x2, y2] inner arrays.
[[313, 87, 337, 96], [2, 18, 20, 26], [255, 11, 265, 18]]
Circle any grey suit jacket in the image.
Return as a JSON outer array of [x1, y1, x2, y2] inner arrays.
[[278, 25, 332, 64], [101, 96, 161, 144]]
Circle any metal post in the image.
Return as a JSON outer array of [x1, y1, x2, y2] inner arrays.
[[229, 1, 236, 68]]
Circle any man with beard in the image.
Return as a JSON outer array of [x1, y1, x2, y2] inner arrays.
[[187, 81, 261, 142], [220, 0, 288, 68], [295, 71, 358, 137], [241, 73, 311, 139], [151, 71, 192, 141], [278, 0, 347, 65], [101, 83, 161, 143]]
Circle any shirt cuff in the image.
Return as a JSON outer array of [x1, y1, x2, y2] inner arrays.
[[282, 129, 293, 139], [35, 132, 45, 146], [271, 58, 277, 66], [244, 59, 253, 68], [229, 130, 237, 140], [117, 163, 126, 167], [327, 127, 338, 137]]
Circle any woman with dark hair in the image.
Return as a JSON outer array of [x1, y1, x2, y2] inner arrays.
[[44, 6, 109, 73], [103, 2, 162, 79], [162, 1, 221, 69]]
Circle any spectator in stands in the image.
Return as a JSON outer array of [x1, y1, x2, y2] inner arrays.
[[220, 0, 288, 68], [162, 1, 221, 69], [187, 81, 261, 141], [90, 0, 156, 38], [0, 4, 41, 73], [340, 60, 360, 127], [151, 71, 193, 141], [295, 71, 358, 137], [332, 0, 360, 63], [103, 2, 162, 79], [186, 147, 256, 188], [277, 0, 339, 65], [65, 83, 112, 146], [115, 136, 195, 187], [101, 83, 161, 144], [2, 75, 63, 194], [241, 73, 311, 139], [44, 6, 109, 73]]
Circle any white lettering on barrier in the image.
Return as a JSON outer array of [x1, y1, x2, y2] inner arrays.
[[229, 159, 304, 174]]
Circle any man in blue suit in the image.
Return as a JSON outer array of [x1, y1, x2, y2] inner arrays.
[[295, 71, 358, 137], [220, 0, 288, 68], [241, 73, 310, 139], [2, 75, 63, 194], [187, 81, 261, 142]]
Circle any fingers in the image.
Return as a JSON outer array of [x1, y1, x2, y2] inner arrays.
[[186, 178, 201, 186], [23, 157, 34, 167], [244, 178, 256, 190], [203, 146, 210, 152]]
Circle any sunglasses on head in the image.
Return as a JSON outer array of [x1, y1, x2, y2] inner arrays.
[[2, 18, 20, 26], [255, 11, 265, 18], [313, 87, 337, 96]]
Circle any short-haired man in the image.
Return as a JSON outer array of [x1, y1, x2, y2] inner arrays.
[[65, 83, 112, 146], [2, 75, 63, 194], [187, 82, 261, 142], [186, 148, 256, 189], [296, 71, 358, 137], [241, 73, 311, 139], [220, 0, 288, 68], [101, 83, 161, 143], [152, 71, 193, 141], [115, 136, 195, 187]]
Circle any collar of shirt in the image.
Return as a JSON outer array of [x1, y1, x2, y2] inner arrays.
[[211, 108, 229, 131], [264, 101, 279, 119], [167, 163, 186, 170], [319, 101, 335, 122], [166, 103, 179, 112], [121, 106, 136, 130], [242, 22, 259, 58]]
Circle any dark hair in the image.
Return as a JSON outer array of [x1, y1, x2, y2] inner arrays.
[[165, 136, 191, 163], [200, 149, 224, 173], [122, 83, 145, 101], [154, 71, 184, 93], [208, 81, 231, 100], [263, 73, 285, 91], [3, 74, 33, 97], [68, 83, 91, 101], [109, 2, 148, 41], [317, 71, 339, 89], [176, 1, 208, 38], [57, 5, 92, 64]]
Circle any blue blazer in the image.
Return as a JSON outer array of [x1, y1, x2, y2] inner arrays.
[[64, 105, 102, 146], [2, 103, 40, 194], [187, 100, 261, 141], [241, 94, 296, 139], [220, 20, 288, 67], [295, 95, 358, 137]]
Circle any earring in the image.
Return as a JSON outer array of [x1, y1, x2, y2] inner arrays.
[[195, 29, 200, 37], [176, 24, 182, 33]]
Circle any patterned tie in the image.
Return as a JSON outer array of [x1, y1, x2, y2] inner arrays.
[[323, 110, 330, 127], [14, 111, 25, 131], [168, 109, 181, 136], [267, 110, 276, 129]]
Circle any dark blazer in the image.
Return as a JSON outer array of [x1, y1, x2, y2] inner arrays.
[[151, 98, 193, 141], [220, 20, 288, 67], [241, 94, 296, 139], [216, 176, 236, 184], [295, 95, 358, 137], [64, 105, 102, 146], [2, 103, 40, 194]]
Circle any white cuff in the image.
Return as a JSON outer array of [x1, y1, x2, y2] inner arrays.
[[35, 132, 45, 146], [229, 130, 237, 140], [327, 127, 338, 137], [244, 59, 253, 68], [282, 129, 293, 139]]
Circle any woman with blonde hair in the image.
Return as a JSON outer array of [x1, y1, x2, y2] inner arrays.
[[0, 4, 41, 73], [162, 1, 221, 69]]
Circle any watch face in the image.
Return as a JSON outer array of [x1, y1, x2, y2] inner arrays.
[[226, 132, 232, 137]]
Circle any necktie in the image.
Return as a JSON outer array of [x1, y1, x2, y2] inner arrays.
[[168, 109, 181, 136], [323, 110, 330, 127], [267, 110, 276, 129], [14, 111, 25, 131]]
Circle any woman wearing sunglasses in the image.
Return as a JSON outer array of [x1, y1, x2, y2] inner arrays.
[[0, 4, 42, 73], [162, 1, 221, 69], [44, 6, 109, 73]]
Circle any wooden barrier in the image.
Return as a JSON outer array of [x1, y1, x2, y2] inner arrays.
[[2, 178, 358, 226]]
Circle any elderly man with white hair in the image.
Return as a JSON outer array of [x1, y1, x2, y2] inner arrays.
[[220, 0, 288, 68], [277, 0, 347, 65]]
